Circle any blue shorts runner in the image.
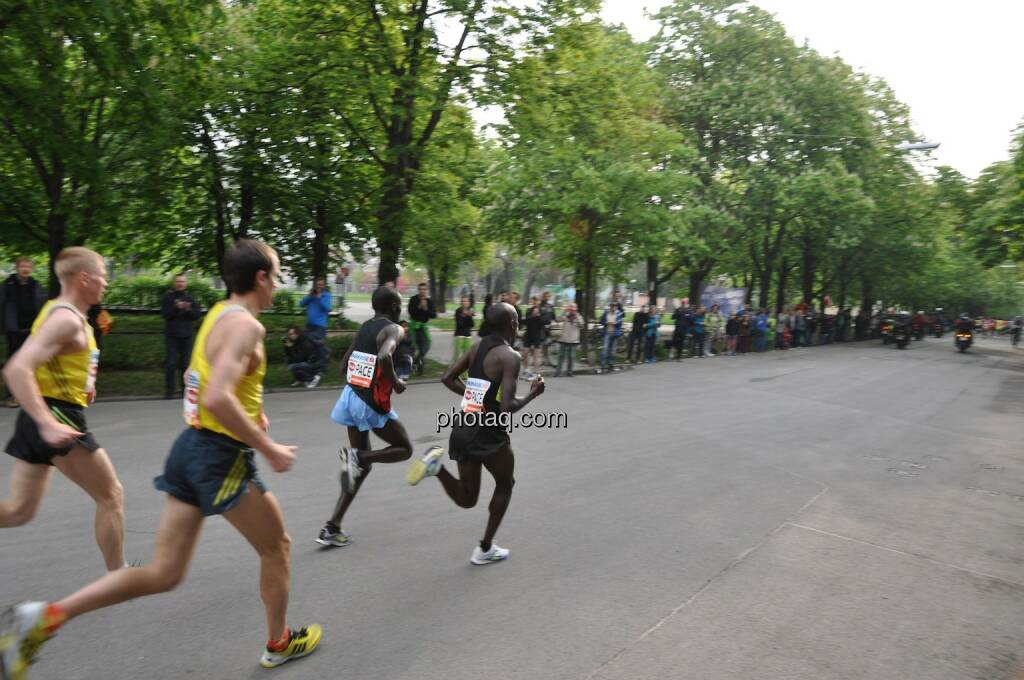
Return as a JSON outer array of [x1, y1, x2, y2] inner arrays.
[[331, 385, 398, 432], [154, 428, 266, 516]]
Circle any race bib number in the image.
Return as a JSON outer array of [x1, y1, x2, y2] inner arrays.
[[183, 370, 201, 427], [85, 349, 100, 394], [460, 377, 491, 413], [347, 351, 376, 388]]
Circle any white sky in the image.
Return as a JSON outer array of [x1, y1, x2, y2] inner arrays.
[[601, 0, 1024, 178]]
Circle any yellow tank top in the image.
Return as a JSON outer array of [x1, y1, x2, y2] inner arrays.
[[32, 301, 99, 408], [183, 301, 265, 441]]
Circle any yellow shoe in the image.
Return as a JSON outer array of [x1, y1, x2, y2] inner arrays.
[[406, 446, 444, 486], [259, 624, 322, 669], [0, 601, 55, 680]]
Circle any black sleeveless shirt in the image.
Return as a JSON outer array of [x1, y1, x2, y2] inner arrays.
[[349, 316, 397, 414], [468, 334, 505, 413]]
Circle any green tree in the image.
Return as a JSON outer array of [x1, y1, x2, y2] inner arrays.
[[0, 0, 218, 293]]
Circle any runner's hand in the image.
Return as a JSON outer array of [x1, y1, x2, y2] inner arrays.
[[263, 443, 296, 473], [529, 376, 545, 396], [394, 379, 407, 394], [40, 420, 84, 448]]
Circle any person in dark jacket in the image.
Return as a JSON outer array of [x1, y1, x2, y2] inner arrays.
[[478, 293, 494, 337], [283, 326, 320, 386], [407, 282, 437, 374], [628, 304, 650, 363], [160, 273, 201, 398], [671, 300, 691, 360], [1, 257, 47, 406]]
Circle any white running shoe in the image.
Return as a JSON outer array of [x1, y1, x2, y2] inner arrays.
[[406, 446, 444, 486], [338, 447, 362, 494], [470, 544, 510, 566], [0, 601, 51, 680], [306, 374, 321, 388]]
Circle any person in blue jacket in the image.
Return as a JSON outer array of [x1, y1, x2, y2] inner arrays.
[[299, 277, 332, 386]]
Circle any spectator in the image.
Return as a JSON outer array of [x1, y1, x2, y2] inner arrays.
[[671, 298, 690, 360], [628, 304, 650, 363], [738, 310, 752, 354], [159, 273, 201, 399], [599, 301, 625, 371], [1, 256, 46, 407], [706, 303, 724, 356], [523, 296, 546, 379], [555, 302, 582, 377], [407, 282, 436, 375], [726, 312, 739, 356], [753, 308, 769, 352], [478, 293, 493, 337], [822, 313, 835, 344], [691, 306, 706, 358], [644, 307, 661, 363], [805, 309, 818, 346], [792, 308, 806, 347], [396, 320, 415, 381], [283, 326, 320, 387], [300, 276, 332, 383], [453, 296, 475, 361]]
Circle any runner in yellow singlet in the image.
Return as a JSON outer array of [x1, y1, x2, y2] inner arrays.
[[1, 240, 321, 679], [1, 247, 127, 573]]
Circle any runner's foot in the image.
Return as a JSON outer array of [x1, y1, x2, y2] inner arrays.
[[470, 544, 509, 566], [405, 446, 444, 486], [259, 625, 323, 668], [0, 601, 58, 680], [314, 525, 351, 548]]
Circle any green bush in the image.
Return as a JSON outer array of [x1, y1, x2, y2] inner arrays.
[[272, 290, 298, 313], [98, 329, 352, 370], [104, 275, 223, 309]]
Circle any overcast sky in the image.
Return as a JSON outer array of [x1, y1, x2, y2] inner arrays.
[[601, 0, 1024, 178]]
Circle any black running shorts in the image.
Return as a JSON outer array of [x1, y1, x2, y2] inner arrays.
[[154, 428, 266, 516], [5, 398, 101, 465]]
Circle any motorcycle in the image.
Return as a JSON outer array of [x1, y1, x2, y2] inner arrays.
[[880, 319, 894, 344], [893, 322, 910, 349], [955, 330, 972, 353], [932, 321, 944, 338]]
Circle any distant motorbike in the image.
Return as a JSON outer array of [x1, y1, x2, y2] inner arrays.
[[932, 321, 944, 338], [955, 330, 972, 353], [880, 318, 894, 344], [892, 321, 911, 349]]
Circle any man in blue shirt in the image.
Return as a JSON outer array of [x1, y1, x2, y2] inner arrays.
[[299, 277, 332, 386]]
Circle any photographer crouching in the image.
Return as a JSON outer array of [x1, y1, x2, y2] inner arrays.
[[283, 326, 323, 387]]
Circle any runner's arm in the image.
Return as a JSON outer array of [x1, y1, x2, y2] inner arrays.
[[499, 351, 543, 414], [441, 343, 474, 396], [375, 324, 404, 393], [2, 310, 84, 435], [202, 316, 275, 454]]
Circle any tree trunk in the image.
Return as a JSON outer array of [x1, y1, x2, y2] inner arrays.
[[801, 235, 815, 304], [523, 270, 536, 302], [646, 257, 658, 309], [776, 259, 791, 313], [311, 202, 329, 281], [427, 269, 437, 309], [758, 265, 771, 309], [375, 173, 407, 286], [436, 264, 450, 314], [46, 211, 67, 299], [860, 280, 874, 317]]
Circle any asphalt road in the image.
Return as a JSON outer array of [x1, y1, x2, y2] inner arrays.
[[1, 336, 1021, 680]]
